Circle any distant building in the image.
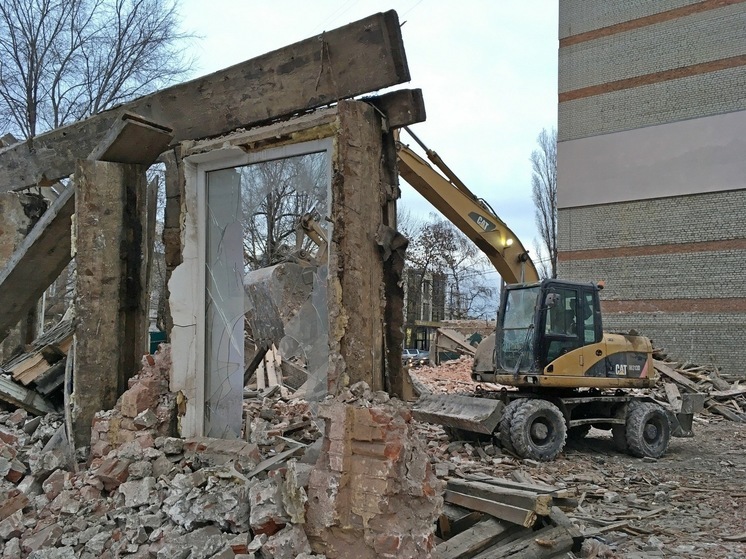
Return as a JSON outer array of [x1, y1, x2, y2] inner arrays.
[[557, 1, 746, 377]]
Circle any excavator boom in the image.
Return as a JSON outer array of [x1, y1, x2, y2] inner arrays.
[[396, 129, 539, 284]]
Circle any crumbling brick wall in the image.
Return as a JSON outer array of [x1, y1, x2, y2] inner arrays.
[[305, 382, 443, 558]]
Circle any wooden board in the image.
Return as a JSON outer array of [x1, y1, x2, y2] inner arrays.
[[447, 479, 553, 516], [0, 375, 58, 415], [654, 360, 702, 392], [472, 524, 575, 559], [0, 11, 409, 191], [436, 517, 511, 559], [663, 382, 683, 413], [462, 473, 574, 498], [445, 490, 537, 528]]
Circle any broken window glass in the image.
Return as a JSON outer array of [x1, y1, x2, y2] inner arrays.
[[204, 150, 330, 438]]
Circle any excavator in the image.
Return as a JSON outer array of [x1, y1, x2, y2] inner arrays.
[[396, 128, 702, 461]]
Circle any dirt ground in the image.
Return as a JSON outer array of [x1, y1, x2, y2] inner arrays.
[[412, 358, 746, 559]]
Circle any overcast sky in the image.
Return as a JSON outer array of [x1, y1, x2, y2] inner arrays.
[[178, 0, 559, 269]]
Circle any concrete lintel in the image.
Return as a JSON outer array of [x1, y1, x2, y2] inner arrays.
[[0, 11, 409, 191]]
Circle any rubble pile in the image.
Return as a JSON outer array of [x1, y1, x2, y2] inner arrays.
[[410, 356, 478, 394], [90, 349, 178, 458], [0, 347, 448, 559]]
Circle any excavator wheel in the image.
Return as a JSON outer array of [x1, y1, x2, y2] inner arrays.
[[497, 399, 526, 454], [625, 402, 671, 458], [509, 399, 567, 461]]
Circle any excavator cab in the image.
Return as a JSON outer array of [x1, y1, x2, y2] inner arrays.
[[496, 280, 601, 374], [478, 279, 657, 389]]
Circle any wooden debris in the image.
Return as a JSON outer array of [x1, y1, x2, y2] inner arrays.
[[435, 517, 511, 559], [654, 357, 746, 422], [444, 489, 537, 528], [447, 479, 553, 516]]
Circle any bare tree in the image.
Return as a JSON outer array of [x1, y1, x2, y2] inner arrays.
[[241, 153, 328, 271], [530, 127, 558, 278], [0, 0, 192, 139], [406, 216, 494, 321]]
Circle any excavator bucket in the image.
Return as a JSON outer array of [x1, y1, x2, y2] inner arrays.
[[413, 394, 504, 435]]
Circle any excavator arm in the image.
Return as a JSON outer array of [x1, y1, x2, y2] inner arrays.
[[396, 128, 539, 284]]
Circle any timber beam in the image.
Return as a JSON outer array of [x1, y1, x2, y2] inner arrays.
[[0, 10, 409, 191]]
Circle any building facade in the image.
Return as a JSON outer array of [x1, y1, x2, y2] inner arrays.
[[557, 0, 746, 377]]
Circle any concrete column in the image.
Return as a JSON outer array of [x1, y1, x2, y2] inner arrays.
[[328, 101, 388, 395], [72, 160, 149, 447]]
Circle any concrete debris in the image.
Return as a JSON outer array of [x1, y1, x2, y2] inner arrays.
[[3, 341, 743, 558], [0, 348, 445, 559]]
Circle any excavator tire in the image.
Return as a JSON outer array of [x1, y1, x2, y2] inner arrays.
[[567, 424, 591, 440], [509, 399, 567, 461], [497, 399, 526, 454], [625, 402, 671, 458]]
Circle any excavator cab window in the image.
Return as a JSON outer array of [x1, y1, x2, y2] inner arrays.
[[582, 291, 601, 344], [541, 286, 581, 365]]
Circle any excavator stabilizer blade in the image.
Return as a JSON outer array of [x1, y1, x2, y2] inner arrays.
[[413, 394, 504, 434]]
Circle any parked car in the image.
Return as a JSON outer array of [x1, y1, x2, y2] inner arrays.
[[402, 348, 429, 367]]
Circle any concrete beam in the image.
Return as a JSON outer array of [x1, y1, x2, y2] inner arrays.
[[0, 114, 172, 346], [0, 11, 409, 191], [0, 188, 75, 343]]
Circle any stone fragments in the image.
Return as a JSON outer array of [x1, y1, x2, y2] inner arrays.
[[90, 348, 177, 458]]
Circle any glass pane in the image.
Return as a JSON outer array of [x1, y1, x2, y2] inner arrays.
[[499, 286, 540, 372], [205, 151, 330, 438]]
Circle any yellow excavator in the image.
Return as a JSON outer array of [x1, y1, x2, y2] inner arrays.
[[397, 129, 701, 461]]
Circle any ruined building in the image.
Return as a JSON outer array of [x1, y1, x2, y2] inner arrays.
[[557, 0, 746, 377], [0, 11, 422, 444]]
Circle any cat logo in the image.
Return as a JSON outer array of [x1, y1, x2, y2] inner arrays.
[[615, 364, 628, 376], [468, 211, 496, 232]]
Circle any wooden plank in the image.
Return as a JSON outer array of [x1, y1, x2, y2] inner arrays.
[[475, 524, 575, 559], [654, 360, 702, 392], [0, 187, 75, 342], [0, 374, 58, 415], [445, 490, 537, 528], [710, 387, 746, 398], [11, 353, 51, 385], [0, 11, 409, 191], [439, 504, 484, 540], [436, 517, 511, 559], [706, 401, 744, 421], [447, 479, 553, 516], [663, 382, 683, 413], [462, 473, 573, 498], [265, 351, 278, 388], [364, 88, 426, 129]]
